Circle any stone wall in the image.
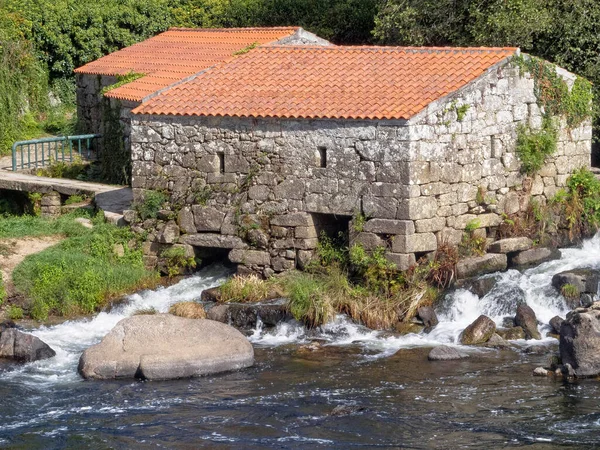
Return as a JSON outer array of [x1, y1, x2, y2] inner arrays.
[[76, 74, 138, 158], [128, 58, 592, 274]]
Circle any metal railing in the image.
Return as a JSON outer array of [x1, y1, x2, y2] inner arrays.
[[11, 134, 101, 171]]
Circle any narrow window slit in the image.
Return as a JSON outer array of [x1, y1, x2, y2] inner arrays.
[[218, 152, 225, 174], [318, 147, 327, 168]]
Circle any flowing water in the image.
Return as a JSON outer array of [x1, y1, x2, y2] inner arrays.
[[3, 236, 600, 448]]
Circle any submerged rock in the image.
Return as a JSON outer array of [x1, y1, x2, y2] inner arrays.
[[394, 322, 425, 335], [0, 328, 56, 362], [560, 303, 600, 377], [460, 315, 496, 345], [428, 346, 469, 361], [330, 404, 366, 416], [515, 304, 541, 340], [417, 306, 438, 333], [533, 367, 549, 377], [481, 333, 511, 349], [78, 314, 254, 380]]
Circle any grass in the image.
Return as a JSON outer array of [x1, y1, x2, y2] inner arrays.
[[5, 212, 158, 320], [561, 283, 580, 300], [219, 274, 282, 303], [0, 274, 6, 306], [169, 301, 206, 319], [7, 306, 23, 320]]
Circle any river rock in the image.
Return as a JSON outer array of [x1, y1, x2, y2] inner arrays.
[[395, 322, 425, 335], [78, 314, 254, 380], [549, 316, 564, 335], [509, 247, 561, 268], [201, 287, 221, 302], [459, 276, 498, 298], [552, 269, 600, 295], [427, 346, 469, 361], [460, 315, 496, 345], [0, 328, 56, 362], [533, 367, 549, 377], [559, 303, 600, 377], [515, 304, 541, 340], [456, 254, 507, 279], [496, 326, 526, 340], [480, 333, 510, 348], [205, 299, 291, 329], [487, 237, 532, 254], [581, 294, 594, 308], [417, 306, 438, 333]]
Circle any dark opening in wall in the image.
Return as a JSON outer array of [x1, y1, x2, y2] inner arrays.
[[318, 147, 327, 168], [591, 126, 600, 168], [311, 213, 351, 245], [218, 153, 225, 173], [194, 247, 233, 270]]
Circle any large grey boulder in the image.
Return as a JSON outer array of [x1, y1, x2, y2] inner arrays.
[[460, 315, 496, 345], [560, 303, 600, 377], [78, 314, 254, 380], [206, 299, 291, 329], [515, 304, 541, 340], [0, 328, 56, 362], [552, 269, 600, 295]]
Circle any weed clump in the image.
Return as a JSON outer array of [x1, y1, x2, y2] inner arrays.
[[134, 190, 167, 220], [169, 301, 206, 319]]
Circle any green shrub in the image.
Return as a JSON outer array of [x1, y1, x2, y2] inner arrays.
[[64, 195, 84, 205], [8, 306, 23, 320], [160, 246, 197, 278], [286, 273, 334, 328], [459, 219, 486, 257], [134, 190, 167, 220], [516, 123, 557, 175]]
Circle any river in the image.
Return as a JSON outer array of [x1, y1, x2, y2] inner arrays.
[[2, 236, 600, 448]]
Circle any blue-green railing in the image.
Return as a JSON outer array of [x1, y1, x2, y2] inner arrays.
[[12, 134, 101, 172]]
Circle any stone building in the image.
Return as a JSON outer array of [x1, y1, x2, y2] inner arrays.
[[75, 29, 592, 274]]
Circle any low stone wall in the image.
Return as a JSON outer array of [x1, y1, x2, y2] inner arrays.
[[128, 58, 592, 274]]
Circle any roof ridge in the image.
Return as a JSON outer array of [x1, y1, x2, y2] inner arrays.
[[167, 27, 300, 33], [263, 45, 518, 52]]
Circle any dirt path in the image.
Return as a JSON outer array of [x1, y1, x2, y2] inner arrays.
[[0, 235, 64, 297]]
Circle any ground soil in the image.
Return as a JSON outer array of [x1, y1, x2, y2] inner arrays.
[[0, 235, 64, 302]]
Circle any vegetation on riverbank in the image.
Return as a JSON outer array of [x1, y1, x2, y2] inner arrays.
[[0, 212, 158, 321]]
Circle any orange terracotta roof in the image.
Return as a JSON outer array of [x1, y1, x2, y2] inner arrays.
[[75, 27, 300, 102], [133, 46, 517, 120]]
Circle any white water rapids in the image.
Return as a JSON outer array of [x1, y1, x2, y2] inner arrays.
[[6, 233, 600, 384]]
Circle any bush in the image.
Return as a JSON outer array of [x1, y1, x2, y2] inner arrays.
[[134, 190, 167, 220], [516, 122, 557, 175], [561, 283, 580, 300], [8, 306, 23, 320], [160, 246, 196, 278], [458, 219, 486, 257]]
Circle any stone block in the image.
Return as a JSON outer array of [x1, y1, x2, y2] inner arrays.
[[415, 217, 446, 233], [271, 226, 289, 238], [271, 257, 296, 272], [192, 206, 225, 232], [509, 247, 561, 268], [181, 234, 247, 249], [391, 233, 437, 253], [363, 219, 414, 235], [397, 197, 438, 220], [294, 226, 318, 239], [228, 249, 271, 266], [503, 191, 520, 215], [353, 232, 384, 251], [158, 222, 180, 244], [271, 213, 314, 227], [456, 253, 507, 279], [41, 192, 61, 207], [248, 185, 270, 201], [362, 196, 397, 219], [274, 179, 305, 200], [437, 228, 463, 246], [487, 237, 532, 254], [177, 208, 197, 234], [385, 252, 416, 271], [123, 209, 138, 224]]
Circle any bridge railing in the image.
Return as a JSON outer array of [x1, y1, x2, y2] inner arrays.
[[11, 134, 101, 172]]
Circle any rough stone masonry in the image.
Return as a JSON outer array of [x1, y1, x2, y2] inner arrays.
[[127, 59, 592, 275]]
